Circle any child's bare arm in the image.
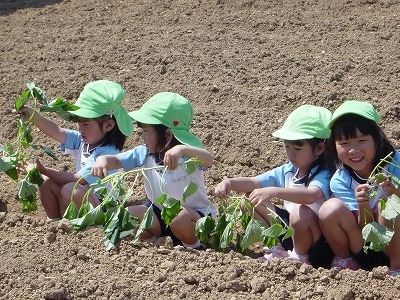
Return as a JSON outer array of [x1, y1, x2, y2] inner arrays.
[[164, 145, 213, 170], [18, 105, 66, 143], [36, 158, 85, 184], [91, 155, 122, 178]]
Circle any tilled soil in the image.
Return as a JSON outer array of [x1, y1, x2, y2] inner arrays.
[[1, 0, 400, 299]]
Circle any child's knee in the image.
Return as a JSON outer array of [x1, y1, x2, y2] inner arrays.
[[319, 198, 344, 221]]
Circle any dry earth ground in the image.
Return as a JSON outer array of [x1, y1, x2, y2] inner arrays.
[[1, 0, 400, 299]]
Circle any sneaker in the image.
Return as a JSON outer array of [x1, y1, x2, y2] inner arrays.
[[331, 256, 359, 271], [194, 244, 207, 251], [288, 250, 310, 264], [259, 246, 289, 261]]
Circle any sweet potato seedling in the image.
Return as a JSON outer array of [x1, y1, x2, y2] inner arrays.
[[362, 152, 400, 252], [0, 81, 77, 212]]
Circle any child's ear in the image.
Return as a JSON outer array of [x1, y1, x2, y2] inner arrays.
[[165, 128, 173, 141], [105, 119, 116, 132], [315, 141, 326, 156]]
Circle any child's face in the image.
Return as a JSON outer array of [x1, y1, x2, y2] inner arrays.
[[77, 118, 112, 148], [335, 128, 377, 178], [284, 140, 322, 175], [137, 124, 159, 153]]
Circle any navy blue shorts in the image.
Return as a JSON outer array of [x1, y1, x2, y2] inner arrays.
[[352, 247, 390, 270], [274, 206, 294, 251], [309, 235, 334, 269], [144, 200, 206, 243]]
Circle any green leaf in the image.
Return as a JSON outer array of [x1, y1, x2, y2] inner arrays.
[[241, 219, 264, 250], [20, 199, 37, 213], [220, 221, 234, 249], [235, 233, 245, 254], [381, 194, 400, 221], [264, 236, 279, 249], [240, 213, 252, 230], [63, 202, 79, 220], [195, 215, 215, 244], [134, 206, 154, 242], [14, 89, 31, 110], [26, 167, 44, 186], [5, 168, 18, 181], [182, 181, 198, 203], [18, 178, 38, 200], [159, 195, 181, 226], [362, 222, 394, 252], [262, 223, 286, 238], [75, 201, 92, 218], [69, 205, 105, 230], [39, 98, 79, 121]]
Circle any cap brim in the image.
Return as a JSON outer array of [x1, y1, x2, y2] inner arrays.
[[129, 110, 162, 125], [272, 128, 314, 140], [69, 108, 102, 118], [172, 129, 203, 148]]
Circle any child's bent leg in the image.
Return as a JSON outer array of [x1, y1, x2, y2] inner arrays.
[[126, 205, 161, 240], [290, 204, 320, 255], [61, 183, 100, 214], [38, 176, 63, 219], [319, 198, 363, 257], [169, 207, 201, 246]]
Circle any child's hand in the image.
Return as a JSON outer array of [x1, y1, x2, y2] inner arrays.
[[378, 173, 398, 196], [163, 145, 183, 170], [355, 184, 371, 206], [213, 179, 232, 198], [13, 105, 36, 120], [16, 158, 45, 175], [249, 187, 273, 207], [91, 156, 109, 178]]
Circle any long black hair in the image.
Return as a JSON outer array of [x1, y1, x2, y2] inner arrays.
[[94, 115, 127, 151], [326, 114, 394, 174]]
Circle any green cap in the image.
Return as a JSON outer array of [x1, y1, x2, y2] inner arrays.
[[129, 92, 203, 148], [329, 100, 380, 128], [272, 105, 332, 140], [70, 80, 133, 136]]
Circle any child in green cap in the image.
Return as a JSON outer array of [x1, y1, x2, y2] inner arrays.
[[17, 80, 133, 220], [213, 105, 333, 267], [91, 92, 216, 250], [319, 100, 400, 274]]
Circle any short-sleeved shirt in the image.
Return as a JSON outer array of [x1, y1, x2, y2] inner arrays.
[[117, 145, 217, 218], [330, 150, 400, 212], [256, 163, 332, 214], [60, 129, 121, 185]]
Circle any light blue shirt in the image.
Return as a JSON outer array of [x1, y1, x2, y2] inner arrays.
[[60, 129, 121, 185], [331, 150, 400, 211], [257, 163, 332, 214]]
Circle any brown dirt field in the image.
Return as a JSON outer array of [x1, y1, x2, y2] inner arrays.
[[1, 0, 400, 299]]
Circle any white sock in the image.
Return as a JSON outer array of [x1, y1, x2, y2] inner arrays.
[[182, 239, 201, 249]]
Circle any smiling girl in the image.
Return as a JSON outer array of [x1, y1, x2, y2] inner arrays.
[[319, 100, 400, 274], [17, 80, 133, 220]]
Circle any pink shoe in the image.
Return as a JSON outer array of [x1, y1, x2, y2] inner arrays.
[[331, 256, 359, 271], [259, 246, 289, 261]]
